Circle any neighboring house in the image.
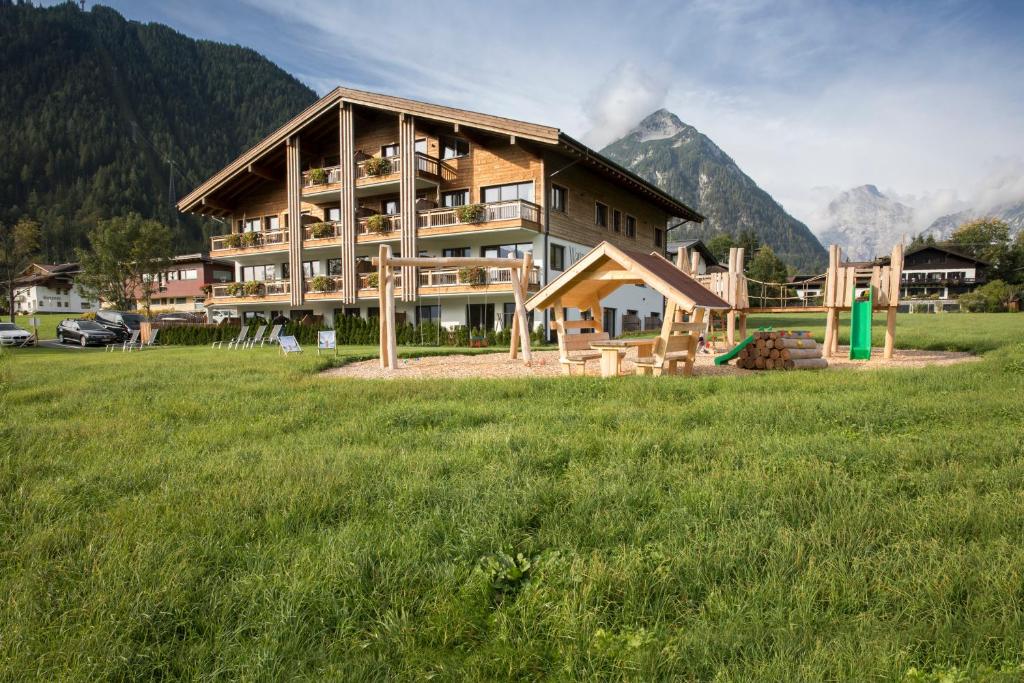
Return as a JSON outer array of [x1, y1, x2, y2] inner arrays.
[[12, 263, 99, 314], [787, 275, 825, 301], [899, 244, 987, 301], [139, 253, 234, 312], [176, 87, 703, 337], [666, 239, 720, 275]]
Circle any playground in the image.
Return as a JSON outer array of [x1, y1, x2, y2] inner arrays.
[[322, 343, 975, 380]]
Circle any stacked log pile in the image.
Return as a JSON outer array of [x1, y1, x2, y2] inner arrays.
[[735, 331, 828, 370]]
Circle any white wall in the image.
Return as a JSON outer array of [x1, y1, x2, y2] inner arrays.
[[15, 284, 99, 314]]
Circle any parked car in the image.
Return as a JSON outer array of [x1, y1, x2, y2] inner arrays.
[[0, 322, 34, 346], [95, 310, 145, 341], [56, 319, 118, 347]]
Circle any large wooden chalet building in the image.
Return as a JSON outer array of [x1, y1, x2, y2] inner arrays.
[[177, 88, 702, 335]]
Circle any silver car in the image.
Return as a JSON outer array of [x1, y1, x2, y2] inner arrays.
[[0, 322, 34, 346]]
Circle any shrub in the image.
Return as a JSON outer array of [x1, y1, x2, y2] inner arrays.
[[223, 233, 242, 248], [307, 167, 327, 185], [959, 280, 1018, 312], [224, 282, 243, 297], [365, 214, 389, 233], [200, 284, 212, 297], [309, 222, 333, 239], [455, 203, 485, 223], [242, 280, 264, 297], [364, 157, 392, 176], [241, 232, 260, 248], [458, 266, 486, 286], [309, 275, 333, 292], [366, 272, 379, 288]]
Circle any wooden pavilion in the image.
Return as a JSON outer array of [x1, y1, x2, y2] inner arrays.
[[526, 242, 730, 376]]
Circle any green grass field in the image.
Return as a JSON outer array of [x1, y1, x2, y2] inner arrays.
[[2, 314, 1023, 680]]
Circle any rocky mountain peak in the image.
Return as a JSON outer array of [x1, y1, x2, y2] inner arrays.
[[631, 108, 692, 142]]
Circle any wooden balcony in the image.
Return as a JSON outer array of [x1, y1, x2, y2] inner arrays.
[[417, 199, 541, 236], [210, 229, 289, 256], [209, 280, 291, 304], [302, 153, 456, 200]]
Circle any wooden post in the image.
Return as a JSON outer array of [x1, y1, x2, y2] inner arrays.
[[383, 245, 397, 370], [554, 300, 569, 374], [510, 256, 532, 364], [676, 247, 690, 274], [509, 252, 532, 360], [378, 244, 388, 369], [883, 243, 903, 360], [690, 250, 701, 277], [822, 245, 838, 358]]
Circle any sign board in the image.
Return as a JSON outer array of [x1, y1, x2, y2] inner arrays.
[[279, 335, 303, 354], [317, 330, 337, 355]]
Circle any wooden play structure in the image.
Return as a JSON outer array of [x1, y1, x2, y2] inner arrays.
[[691, 243, 905, 360], [526, 241, 729, 376], [372, 246, 534, 370]]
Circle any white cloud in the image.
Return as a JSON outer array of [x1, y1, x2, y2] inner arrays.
[[581, 62, 668, 148]]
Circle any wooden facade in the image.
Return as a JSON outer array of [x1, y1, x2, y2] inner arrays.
[[177, 87, 703, 319]]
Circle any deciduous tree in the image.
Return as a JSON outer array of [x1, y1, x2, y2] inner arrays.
[[76, 214, 173, 313], [0, 218, 41, 321]]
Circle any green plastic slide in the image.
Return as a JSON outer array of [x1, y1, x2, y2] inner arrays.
[[849, 284, 873, 360], [716, 327, 770, 366]]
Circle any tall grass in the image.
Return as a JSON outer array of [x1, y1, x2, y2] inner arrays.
[[1, 316, 1023, 680]]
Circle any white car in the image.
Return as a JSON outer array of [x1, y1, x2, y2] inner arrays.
[[0, 322, 34, 346]]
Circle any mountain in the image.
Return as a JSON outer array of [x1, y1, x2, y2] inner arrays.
[[601, 109, 827, 271], [924, 199, 1024, 239], [0, 2, 317, 261], [815, 185, 914, 261]]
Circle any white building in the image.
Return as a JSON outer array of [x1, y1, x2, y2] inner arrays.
[[13, 263, 99, 314]]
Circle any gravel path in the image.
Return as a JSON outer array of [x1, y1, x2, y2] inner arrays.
[[321, 346, 978, 380]]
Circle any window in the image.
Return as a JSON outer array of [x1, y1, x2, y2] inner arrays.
[[440, 136, 469, 159], [443, 247, 470, 257], [416, 305, 441, 324], [551, 184, 567, 212], [466, 303, 494, 330], [265, 216, 279, 231], [302, 261, 321, 278], [325, 207, 340, 222], [654, 228, 663, 247], [595, 202, 608, 228], [213, 270, 232, 282], [383, 199, 400, 215], [612, 209, 622, 233], [243, 218, 261, 233], [184, 269, 198, 280], [381, 143, 399, 158], [482, 182, 534, 203], [343, 307, 360, 318], [241, 264, 276, 281], [442, 189, 469, 207], [482, 243, 533, 259], [414, 138, 427, 154], [550, 244, 565, 271], [367, 306, 380, 319], [625, 214, 636, 239], [175, 297, 186, 305], [327, 258, 342, 276]]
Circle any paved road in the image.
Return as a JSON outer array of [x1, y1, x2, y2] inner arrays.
[[36, 339, 108, 351]]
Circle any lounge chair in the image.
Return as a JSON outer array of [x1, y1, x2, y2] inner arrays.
[[136, 327, 159, 350], [262, 324, 283, 347], [245, 325, 267, 349], [109, 330, 140, 352], [212, 325, 248, 349]]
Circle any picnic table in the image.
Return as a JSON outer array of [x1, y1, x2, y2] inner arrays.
[[589, 338, 656, 378]]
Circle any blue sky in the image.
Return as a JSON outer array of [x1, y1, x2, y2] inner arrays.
[[51, 1, 1024, 229]]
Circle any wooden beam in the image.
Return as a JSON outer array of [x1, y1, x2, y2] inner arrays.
[[247, 163, 276, 181], [374, 256, 522, 268], [201, 196, 231, 212], [590, 270, 643, 281]]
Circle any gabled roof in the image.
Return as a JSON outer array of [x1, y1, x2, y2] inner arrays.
[[15, 262, 82, 287], [904, 243, 990, 266], [177, 87, 703, 222], [526, 241, 729, 313]]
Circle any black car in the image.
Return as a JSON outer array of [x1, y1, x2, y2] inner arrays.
[[95, 310, 145, 341], [56, 319, 118, 347]]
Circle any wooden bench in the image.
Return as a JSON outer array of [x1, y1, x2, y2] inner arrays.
[[634, 318, 704, 376], [560, 331, 625, 376]]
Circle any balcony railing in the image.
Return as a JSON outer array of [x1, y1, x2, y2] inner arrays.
[[357, 215, 402, 236], [303, 165, 342, 187], [902, 277, 983, 286], [304, 275, 345, 295], [356, 155, 400, 181], [211, 229, 289, 252], [417, 199, 541, 229], [358, 272, 403, 289], [211, 280, 291, 298], [418, 265, 541, 288], [304, 222, 341, 241]]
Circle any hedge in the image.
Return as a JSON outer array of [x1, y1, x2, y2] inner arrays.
[[156, 316, 548, 348]]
